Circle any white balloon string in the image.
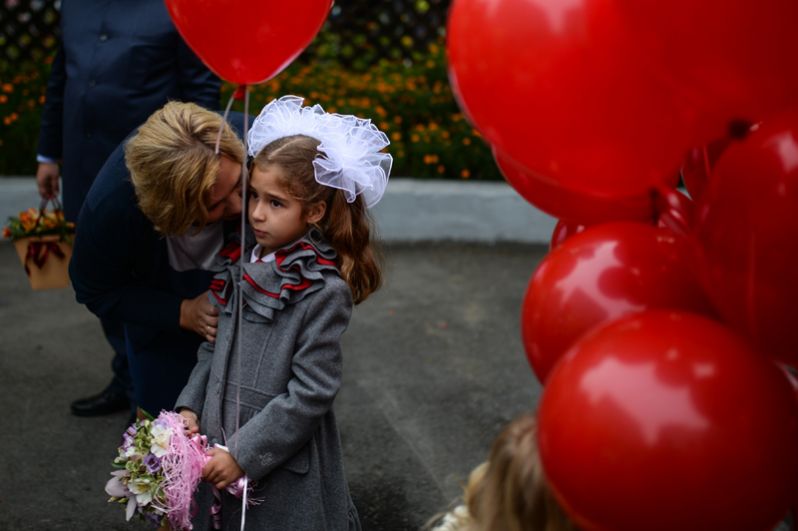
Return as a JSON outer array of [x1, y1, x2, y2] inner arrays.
[[236, 84, 250, 531], [240, 476, 249, 531], [215, 90, 237, 155]]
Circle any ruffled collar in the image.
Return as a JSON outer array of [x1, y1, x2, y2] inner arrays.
[[210, 229, 339, 322]]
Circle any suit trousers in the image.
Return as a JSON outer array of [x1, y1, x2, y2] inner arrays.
[[100, 316, 133, 407]]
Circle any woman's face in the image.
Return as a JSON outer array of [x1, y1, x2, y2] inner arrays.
[[205, 155, 243, 223]]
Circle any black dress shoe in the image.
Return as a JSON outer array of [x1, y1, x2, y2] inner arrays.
[[70, 386, 130, 417]]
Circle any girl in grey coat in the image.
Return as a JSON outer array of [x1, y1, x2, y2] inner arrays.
[[176, 96, 392, 530]]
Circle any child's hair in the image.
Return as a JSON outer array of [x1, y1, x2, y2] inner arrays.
[[464, 413, 576, 531], [126, 101, 245, 235], [428, 413, 576, 531], [252, 134, 381, 304]]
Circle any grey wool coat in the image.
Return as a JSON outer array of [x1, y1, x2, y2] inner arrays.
[[175, 230, 361, 530]]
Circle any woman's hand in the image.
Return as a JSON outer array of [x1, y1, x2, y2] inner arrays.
[[203, 447, 244, 490], [178, 409, 200, 435], [180, 291, 219, 342]]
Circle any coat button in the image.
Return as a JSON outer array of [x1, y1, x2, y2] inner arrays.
[[88, 79, 96, 87], [99, 33, 108, 42]]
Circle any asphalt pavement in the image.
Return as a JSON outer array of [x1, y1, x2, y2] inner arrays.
[[0, 240, 546, 530]]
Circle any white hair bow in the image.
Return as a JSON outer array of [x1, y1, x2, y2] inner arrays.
[[247, 95, 392, 208]]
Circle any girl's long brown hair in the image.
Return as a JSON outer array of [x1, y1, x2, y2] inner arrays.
[[252, 134, 382, 304]]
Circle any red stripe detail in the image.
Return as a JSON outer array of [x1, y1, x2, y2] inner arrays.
[[219, 242, 242, 262], [210, 290, 227, 306], [243, 273, 280, 299], [275, 242, 313, 264], [243, 272, 314, 298], [274, 241, 336, 269], [283, 278, 312, 292]]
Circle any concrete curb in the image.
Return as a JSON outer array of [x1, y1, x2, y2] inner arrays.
[[0, 176, 556, 244]]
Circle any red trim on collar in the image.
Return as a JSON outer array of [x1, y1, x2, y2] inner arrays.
[[210, 278, 228, 305], [243, 272, 312, 299], [275, 241, 336, 268], [316, 256, 336, 267], [210, 290, 228, 306], [219, 242, 242, 262], [275, 242, 311, 266]]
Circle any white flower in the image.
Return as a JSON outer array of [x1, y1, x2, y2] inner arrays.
[[124, 445, 141, 459], [128, 477, 154, 506], [105, 470, 130, 498], [149, 422, 172, 457], [125, 497, 137, 521]]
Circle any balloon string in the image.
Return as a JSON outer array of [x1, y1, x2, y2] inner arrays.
[[215, 89, 238, 155], [240, 476, 249, 531], [236, 84, 250, 531]]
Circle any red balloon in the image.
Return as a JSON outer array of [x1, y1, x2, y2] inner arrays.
[[549, 219, 587, 251], [653, 185, 693, 235], [448, 0, 715, 198], [495, 149, 660, 225], [623, 1, 798, 129], [166, 0, 331, 84], [694, 109, 798, 365], [680, 137, 734, 202], [522, 222, 711, 383], [538, 311, 798, 531], [779, 364, 798, 404]]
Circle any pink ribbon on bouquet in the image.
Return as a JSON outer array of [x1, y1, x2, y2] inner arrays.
[[158, 417, 258, 531]]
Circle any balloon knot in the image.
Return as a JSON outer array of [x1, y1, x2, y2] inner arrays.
[[233, 85, 248, 101]]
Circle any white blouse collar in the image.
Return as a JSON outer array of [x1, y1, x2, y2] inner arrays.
[[250, 244, 276, 264]]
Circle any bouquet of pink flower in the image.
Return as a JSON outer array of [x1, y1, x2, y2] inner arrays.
[[105, 411, 255, 530]]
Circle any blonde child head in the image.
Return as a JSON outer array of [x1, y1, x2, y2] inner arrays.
[[434, 413, 575, 531], [247, 97, 392, 304], [465, 413, 575, 531]]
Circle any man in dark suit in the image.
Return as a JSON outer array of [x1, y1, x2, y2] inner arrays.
[[35, 0, 221, 419]]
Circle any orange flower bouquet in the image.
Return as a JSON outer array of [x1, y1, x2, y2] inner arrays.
[[3, 202, 75, 290]]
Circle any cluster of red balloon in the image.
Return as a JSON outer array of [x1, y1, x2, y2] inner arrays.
[[448, 0, 798, 529]]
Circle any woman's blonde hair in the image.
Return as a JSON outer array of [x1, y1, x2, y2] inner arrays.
[[459, 413, 576, 531], [252, 134, 381, 304], [125, 101, 245, 235]]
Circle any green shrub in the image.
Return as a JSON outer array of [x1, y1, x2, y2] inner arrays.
[[226, 36, 501, 181], [0, 59, 49, 175]]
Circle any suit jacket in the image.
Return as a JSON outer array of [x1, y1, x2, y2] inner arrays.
[[37, 0, 220, 220], [175, 230, 361, 531]]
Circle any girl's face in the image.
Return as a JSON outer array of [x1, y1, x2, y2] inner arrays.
[[248, 164, 324, 255]]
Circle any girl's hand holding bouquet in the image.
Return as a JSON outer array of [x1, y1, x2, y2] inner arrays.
[[105, 410, 255, 530], [178, 409, 200, 436]]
